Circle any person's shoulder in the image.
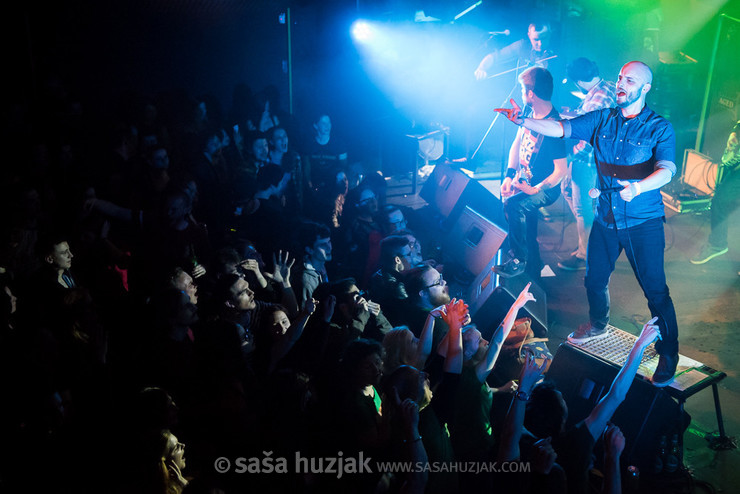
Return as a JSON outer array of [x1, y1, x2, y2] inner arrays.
[[643, 106, 674, 130]]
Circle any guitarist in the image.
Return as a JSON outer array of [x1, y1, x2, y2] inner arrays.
[[691, 119, 740, 265], [493, 67, 567, 279]]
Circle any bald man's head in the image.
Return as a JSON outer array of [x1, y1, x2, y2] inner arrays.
[[616, 61, 653, 109], [623, 61, 653, 84]]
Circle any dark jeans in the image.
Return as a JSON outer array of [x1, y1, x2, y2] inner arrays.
[[503, 187, 560, 276], [709, 167, 740, 249], [585, 218, 678, 356]]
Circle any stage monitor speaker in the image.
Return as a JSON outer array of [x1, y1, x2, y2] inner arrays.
[[682, 149, 718, 195], [547, 343, 683, 471], [420, 162, 507, 229], [420, 162, 471, 219], [444, 206, 507, 276], [468, 259, 547, 337]]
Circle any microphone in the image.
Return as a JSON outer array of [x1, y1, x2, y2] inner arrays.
[[488, 29, 510, 36], [589, 186, 624, 199]]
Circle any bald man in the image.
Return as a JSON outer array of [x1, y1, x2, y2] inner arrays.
[[495, 61, 679, 386]]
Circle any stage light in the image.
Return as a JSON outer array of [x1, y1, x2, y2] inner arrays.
[[351, 21, 373, 42]]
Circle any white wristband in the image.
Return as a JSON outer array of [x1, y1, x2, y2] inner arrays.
[[633, 182, 642, 196]]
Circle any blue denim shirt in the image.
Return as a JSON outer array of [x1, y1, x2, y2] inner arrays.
[[563, 105, 676, 229]]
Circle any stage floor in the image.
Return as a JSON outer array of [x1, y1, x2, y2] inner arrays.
[[386, 170, 740, 491]]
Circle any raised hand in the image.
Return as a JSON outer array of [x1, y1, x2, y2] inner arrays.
[[429, 304, 447, 319], [518, 351, 548, 395], [191, 263, 206, 279], [239, 258, 261, 274], [514, 282, 536, 308], [531, 437, 557, 474], [303, 297, 318, 316], [323, 294, 336, 323], [636, 316, 660, 348], [441, 298, 469, 328], [266, 250, 295, 286], [494, 99, 524, 125], [603, 423, 626, 459]]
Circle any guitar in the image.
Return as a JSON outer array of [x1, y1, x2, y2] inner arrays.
[[502, 164, 533, 202]]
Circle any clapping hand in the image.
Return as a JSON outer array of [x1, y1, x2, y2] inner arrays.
[[441, 298, 469, 329]]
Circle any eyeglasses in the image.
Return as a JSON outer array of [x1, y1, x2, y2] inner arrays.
[[425, 276, 445, 288]]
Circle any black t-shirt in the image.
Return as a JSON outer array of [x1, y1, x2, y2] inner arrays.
[[303, 137, 348, 189], [518, 106, 567, 184]]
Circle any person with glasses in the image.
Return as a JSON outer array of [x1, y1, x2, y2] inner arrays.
[[381, 204, 408, 235], [395, 265, 452, 350]]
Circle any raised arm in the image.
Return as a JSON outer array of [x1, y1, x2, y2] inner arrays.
[[584, 318, 660, 440], [268, 298, 316, 374], [498, 352, 549, 462], [415, 305, 444, 369], [266, 250, 299, 316], [475, 282, 535, 383], [440, 300, 467, 375]]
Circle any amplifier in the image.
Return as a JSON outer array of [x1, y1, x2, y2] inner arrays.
[[661, 185, 712, 213]]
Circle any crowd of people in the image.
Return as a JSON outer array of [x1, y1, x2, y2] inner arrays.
[[0, 53, 673, 493]]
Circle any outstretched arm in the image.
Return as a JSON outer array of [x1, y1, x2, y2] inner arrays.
[[495, 99, 565, 137], [584, 318, 660, 440], [475, 282, 535, 383]]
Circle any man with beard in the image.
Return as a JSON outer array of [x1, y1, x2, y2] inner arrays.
[[399, 265, 452, 351], [495, 61, 679, 386]]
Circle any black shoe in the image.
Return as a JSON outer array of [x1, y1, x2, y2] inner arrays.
[[493, 258, 526, 278], [652, 353, 678, 387]]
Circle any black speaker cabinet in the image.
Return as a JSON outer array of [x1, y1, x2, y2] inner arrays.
[[467, 259, 548, 337], [420, 162, 472, 219], [547, 343, 683, 471], [420, 162, 506, 229], [444, 206, 508, 276]]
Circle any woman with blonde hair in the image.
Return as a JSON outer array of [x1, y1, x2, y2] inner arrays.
[[382, 305, 443, 375]]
